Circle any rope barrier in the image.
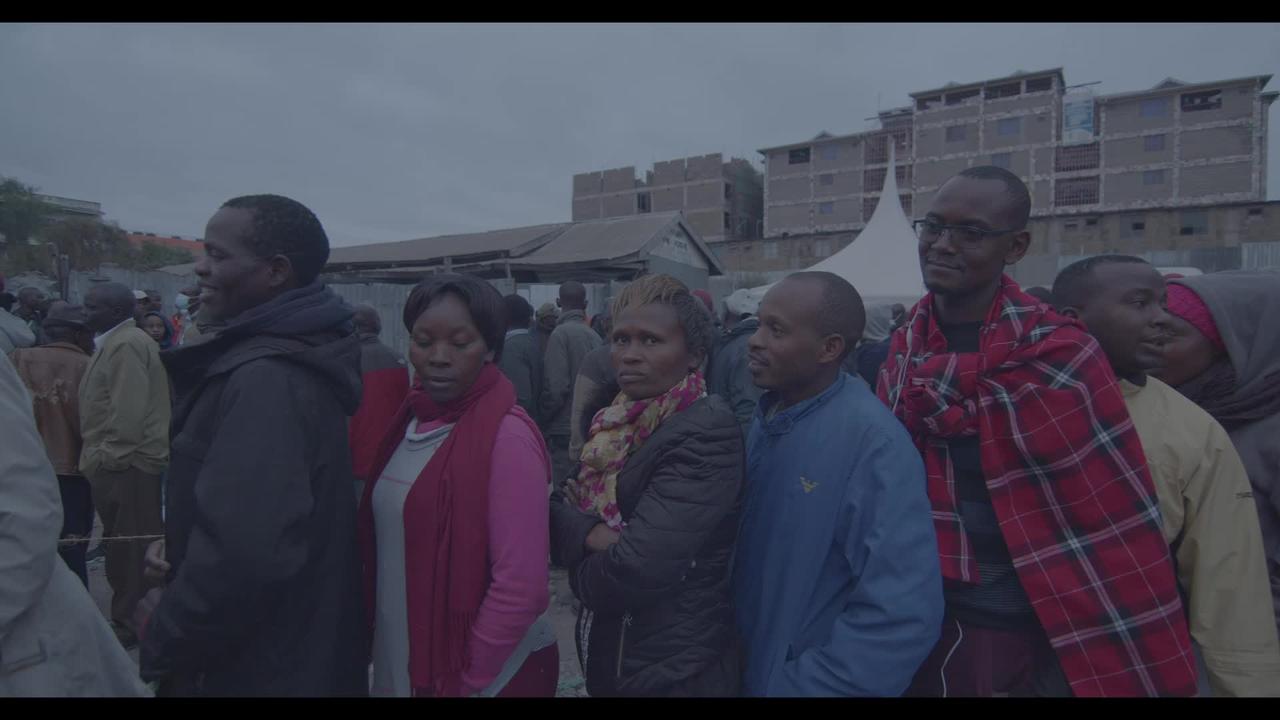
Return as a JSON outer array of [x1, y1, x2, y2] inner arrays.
[[58, 534, 164, 546]]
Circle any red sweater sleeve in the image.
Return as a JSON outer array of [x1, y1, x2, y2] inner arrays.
[[459, 412, 551, 693]]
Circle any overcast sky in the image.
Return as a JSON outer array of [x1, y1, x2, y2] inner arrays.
[[2, 23, 1277, 248]]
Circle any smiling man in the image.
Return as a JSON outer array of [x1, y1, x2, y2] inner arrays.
[[137, 194, 367, 696], [732, 271, 942, 696], [878, 167, 1197, 697], [1054, 256, 1280, 697]]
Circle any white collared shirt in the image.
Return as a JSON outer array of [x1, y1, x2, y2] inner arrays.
[[93, 317, 136, 351]]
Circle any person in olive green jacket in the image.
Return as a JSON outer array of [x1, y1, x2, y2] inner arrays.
[[79, 282, 171, 648]]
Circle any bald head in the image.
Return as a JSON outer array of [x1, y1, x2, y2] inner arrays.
[[559, 281, 587, 311], [353, 304, 381, 336], [84, 282, 137, 333]]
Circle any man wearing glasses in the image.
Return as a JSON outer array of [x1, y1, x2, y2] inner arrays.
[[876, 166, 1197, 697]]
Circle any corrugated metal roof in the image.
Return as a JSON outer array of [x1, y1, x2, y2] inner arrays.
[[326, 221, 570, 265], [909, 67, 1065, 98], [516, 213, 680, 266]]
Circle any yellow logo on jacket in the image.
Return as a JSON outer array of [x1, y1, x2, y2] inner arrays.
[[800, 477, 818, 494]]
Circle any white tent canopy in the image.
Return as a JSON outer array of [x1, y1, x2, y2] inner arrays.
[[737, 143, 925, 313]]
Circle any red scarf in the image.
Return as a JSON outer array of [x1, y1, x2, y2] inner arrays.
[[356, 363, 516, 697], [876, 276, 1197, 697]]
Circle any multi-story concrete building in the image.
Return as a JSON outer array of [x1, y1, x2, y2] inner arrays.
[[571, 153, 763, 245], [736, 69, 1277, 280]]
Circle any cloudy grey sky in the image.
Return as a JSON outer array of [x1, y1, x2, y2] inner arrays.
[[2, 23, 1277, 248]]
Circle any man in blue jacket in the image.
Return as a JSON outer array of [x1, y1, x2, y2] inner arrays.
[[733, 271, 943, 696]]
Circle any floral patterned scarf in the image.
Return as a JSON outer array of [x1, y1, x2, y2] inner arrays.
[[573, 371, 706, 530]]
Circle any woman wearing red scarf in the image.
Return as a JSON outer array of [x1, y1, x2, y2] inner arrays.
[[551, 274, 744, 697], [357, 274, 556, 697]]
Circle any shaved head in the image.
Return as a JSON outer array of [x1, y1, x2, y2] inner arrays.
[[353, 304, 381, 335], [84, 282, 137, 333], [559, 280, 587, 310]]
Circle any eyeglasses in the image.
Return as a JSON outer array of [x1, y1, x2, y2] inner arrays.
[[912, 219, 1022, 250]]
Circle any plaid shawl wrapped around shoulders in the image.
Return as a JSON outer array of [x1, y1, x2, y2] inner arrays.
[[876, 275, 1197, 697]]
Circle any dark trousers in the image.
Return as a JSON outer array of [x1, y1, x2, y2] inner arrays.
[[56, 474, 95, 589], [88, 467, 163, 630], [905, 615, 1071, 697], [547, 433, 573, 487]]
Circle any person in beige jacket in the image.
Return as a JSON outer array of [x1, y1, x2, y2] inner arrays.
[[1055, 256, 1280, 696], [79, 282, 171, 649], [0, 349, 150, 696]]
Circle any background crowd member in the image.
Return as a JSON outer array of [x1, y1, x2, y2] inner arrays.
[[735, 272, 941, 697], [541, 281, 602, 485], [1056, 256, 1280, 696], [533, 302, 557, 359], [498, 293, 543, 422], [359, 273, 556, 697], [8, 302, 95, 586], [707, 288, 763, 431], [79, 282, 170, 650], [0, 355, 151, 697], [348, 304, 410, 501], [552, 274, 743, 697], [141, 310, 175, 350], [139, 194, 367, 696], [567, 311, 616, 468], [1156, 271, 1280, 643]]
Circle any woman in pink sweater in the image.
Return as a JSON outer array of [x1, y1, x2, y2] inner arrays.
[[356, 273, 556, 697]]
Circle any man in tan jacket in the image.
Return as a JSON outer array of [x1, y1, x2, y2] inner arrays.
[[1055, 256, 1280, 696], [9, 302, 95, 587], [80, 282, 170, 649]]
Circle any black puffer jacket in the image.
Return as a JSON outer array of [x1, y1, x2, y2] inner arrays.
[[551, 395, 744, 697], [139, 283, 368, 697]]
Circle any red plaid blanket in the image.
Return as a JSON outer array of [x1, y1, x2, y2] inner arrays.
[[876, 276, 1196, 697]]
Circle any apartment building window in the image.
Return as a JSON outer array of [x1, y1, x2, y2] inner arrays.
[[899, 194, 913, 217], [1143, 170, 1166, 186], [864, 168, 887, 191], [818, 201, 835, 216], [1025, 76, 1053, 93], [990, 152, 1012, 169], [814, 239, 832, 257], [895, 165, 912, 185], [636, 192, 651, 213], [945, 88, 981, 106], [1120, 216, 1146, 239], [724, 213, 732, 231], [985, 82, 1021, 100], [819, 173, 835, 187], [997, 117, 1022, 137], [1248, 207, 1264, 216], [789, 148, 811, 165], [1179, 209, 1209, 236], [1085, 218, 1098, 227], [763, 242, 779, 259], [945, 125, 967, 143], [1055, 176, 1100, 206], [819, 145, 839, 161], [1181, 90, 1222, 112], [1063, 220, 1081, 233], [917, 95, 942, 111], [724, 183, 733, 200], [1140, 98, 1171, 118], [1054, 143, 1100, 172], [1144, 134, 1166, 152]]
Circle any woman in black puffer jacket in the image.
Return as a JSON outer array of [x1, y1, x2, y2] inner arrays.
[[550, 274, 744, 697]]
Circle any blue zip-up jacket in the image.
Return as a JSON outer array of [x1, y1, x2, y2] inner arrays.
[[733, 372, 943, 696]]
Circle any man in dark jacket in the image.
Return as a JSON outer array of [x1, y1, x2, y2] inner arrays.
[[138, 194, 367, 697], [707, 288, 764, 431], [541, 281, 602, 485], [498, 293, 542, 421]]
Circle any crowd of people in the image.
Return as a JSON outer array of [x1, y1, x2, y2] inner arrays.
[[2, 166, 1279, 697]]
